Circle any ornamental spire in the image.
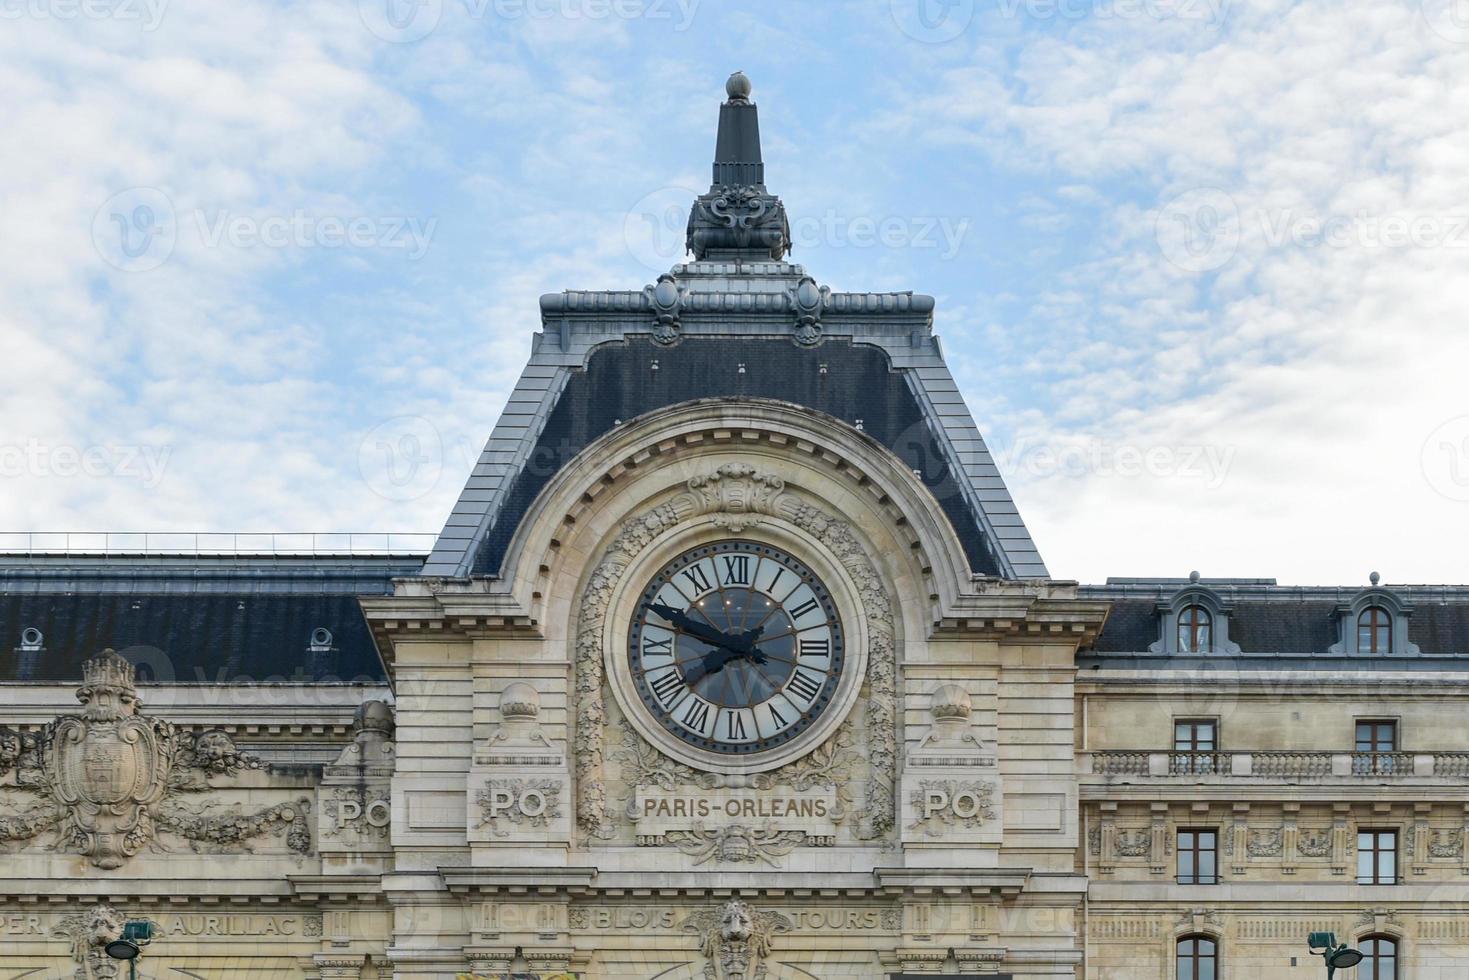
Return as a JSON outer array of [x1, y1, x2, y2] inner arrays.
[[685, 72, 792, 261]]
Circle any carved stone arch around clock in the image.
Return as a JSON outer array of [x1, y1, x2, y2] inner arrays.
[[500, 399, 954, 844], [502, 398, 971, 648]]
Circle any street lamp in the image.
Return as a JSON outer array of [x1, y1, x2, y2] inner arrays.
[[1308, 932, 1363, 978], [104, 921, 156, 980]]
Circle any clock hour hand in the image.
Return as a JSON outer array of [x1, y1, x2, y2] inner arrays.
[[645, 602, 739, 651]]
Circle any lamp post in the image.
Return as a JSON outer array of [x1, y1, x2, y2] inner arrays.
[[1307, 932, 1363, 978], [104, 920, 156, 980]]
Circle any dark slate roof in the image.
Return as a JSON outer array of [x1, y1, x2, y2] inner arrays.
[[471, 338, 1001, 578], [423, 72, 1048, 581], [1081, 582, 1469, 659], [0, 593, 385, 684], [0, 556, 415, 684]]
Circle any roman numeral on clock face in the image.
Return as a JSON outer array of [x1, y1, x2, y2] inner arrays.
[[680, 697, 713, 735], [799, 638, 830, 659], [724, 710, 749, 741], [680, 563, 713, 595], [788, 597, 821, 622], [649, 670, 685, 709], [786, 669, 824, 704], [721, 554, 751, 585], [642, 635, 673, 658]]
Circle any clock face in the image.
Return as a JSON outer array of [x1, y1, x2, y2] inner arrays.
[[628, 540, 845, 756]]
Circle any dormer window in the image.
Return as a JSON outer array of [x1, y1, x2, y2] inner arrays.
[[1330, 577, 1417, 656], [1151, 575, 1239, 655], [1358, 606, 1393, 654], [1177, 605, 1213, 653]]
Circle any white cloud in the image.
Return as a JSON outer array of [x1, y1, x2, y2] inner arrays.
[[913, 0, 1469, 583]]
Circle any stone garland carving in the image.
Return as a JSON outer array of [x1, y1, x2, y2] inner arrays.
[[905, 780, 994, 836], [575, 464, 898, 842], [681, 900, 793, 980], [156, 799, 312, 854], [477, 778, 564, 837], [0, 652, 306, 868], [1115, 830, 1151, 858], [664, 823, 808, 866], [1298, 830, 1333, 858], [1248, 829, 1284, 858], [1430, 829, 1464, 859]]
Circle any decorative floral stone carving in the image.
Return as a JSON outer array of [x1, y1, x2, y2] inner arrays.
[[1248, 829, 1284, 857], [477, 778, 564, 836], [1430, 829, 1464, 859], [0, 652, 306, 868], [613, 721, 716, 792], [575, 466, 898, 841], [905, 780, 995, 836], [322, 787, 391, 841], [1298, 829, 1332, 857], [1115, 830, 1151, 858], [1087, 825, 1102, 856], [664, 823, 807, 866], [681, 900, 793, 980]]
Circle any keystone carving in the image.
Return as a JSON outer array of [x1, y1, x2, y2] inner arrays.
[[682, 463, 785, 532], [681, 900, 793, 980], [0, 651, 310, 868]]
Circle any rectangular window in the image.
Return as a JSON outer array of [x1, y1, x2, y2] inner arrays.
[[1357, 829, 1398, 885], [1172, 719, 1218, 774], [1355, 720, 1398, 775], [1177, 829, 1218, 885]]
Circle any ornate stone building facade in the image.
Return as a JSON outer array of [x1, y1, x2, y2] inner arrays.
[[2, 74, 1467, 979]]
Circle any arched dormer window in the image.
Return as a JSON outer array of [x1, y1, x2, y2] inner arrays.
[[1151, 575, 1239, 655], [1176, 935, 1217, 980], [1359, 935, 1398, 980], [1330, 576, 1417, 655], [1177, 605, 1213, 654], [1358, 606, 1393, 654]]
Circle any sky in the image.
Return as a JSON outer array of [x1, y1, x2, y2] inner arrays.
[[2, 0, 1468, 584]]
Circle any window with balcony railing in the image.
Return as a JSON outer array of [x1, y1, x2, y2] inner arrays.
[[1354, 720, 1399, 775], [1172, 718, 1219, 774]]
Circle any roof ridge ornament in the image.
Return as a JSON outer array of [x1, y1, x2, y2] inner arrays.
[[685, 72, 793, 262]]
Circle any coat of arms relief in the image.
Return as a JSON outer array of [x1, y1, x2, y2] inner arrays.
[[0, 650, 311, 868]]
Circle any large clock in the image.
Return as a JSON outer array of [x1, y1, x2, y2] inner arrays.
[[628, 540, 846, 756]]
